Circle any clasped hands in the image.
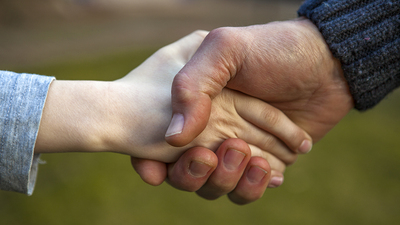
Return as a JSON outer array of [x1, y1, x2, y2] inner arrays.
[[36, 18, 353, 205], [130, 18, 353, 205]]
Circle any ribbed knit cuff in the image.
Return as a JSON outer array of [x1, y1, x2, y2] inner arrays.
[[298, 0, 400, 110]]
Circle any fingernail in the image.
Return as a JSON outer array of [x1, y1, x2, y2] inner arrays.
[[189, 161, 212, 178], [268, 176, 284, 188], [224, 149, 246, 171], [298, 139, 312, 153], [247, 166, 267, 183], [165, 113, 184, 137]]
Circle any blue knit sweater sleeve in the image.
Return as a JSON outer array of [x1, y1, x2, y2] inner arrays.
[[298, 0, 400, 110]]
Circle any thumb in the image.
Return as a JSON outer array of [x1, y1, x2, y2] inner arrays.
[[165, 28, 243, 146]]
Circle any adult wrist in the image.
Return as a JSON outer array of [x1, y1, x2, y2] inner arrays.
[[298, 0, 400, 110]]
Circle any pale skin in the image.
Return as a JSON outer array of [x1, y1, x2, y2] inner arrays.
[[131, 18, 354, 204], [34, 32, 310, 179]]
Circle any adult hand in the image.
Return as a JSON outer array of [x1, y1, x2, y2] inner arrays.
[[132, 138, 278, 205], [165, 18, 354, 147], [135, 18, 354, 204]]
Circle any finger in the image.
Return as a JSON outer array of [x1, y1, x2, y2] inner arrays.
[[195, 138, 251, 200], [228, 156, 271, 205], [247, 144, 286, 188], [268, 170, 285, 188], [196, 88, 298, 165], [130, 157, 167, 186], [214, 91, 298, 165], [241, 128, 298, 165], [165, 27, 247, 147], [248, 144, 289, 172], [234, 92, 313, 154], [166, 147, 218, 192]]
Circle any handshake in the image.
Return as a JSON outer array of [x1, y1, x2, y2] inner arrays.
[[34, 19, 353, 205]]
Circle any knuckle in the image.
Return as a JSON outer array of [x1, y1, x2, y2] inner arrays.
[[260, 106, 281, 127], [289, 130, 307, 151], [172, 74, 196, 105], [207, 27, 240, 48], [261, 136, 278, 150], [207, 27, 233, 38]]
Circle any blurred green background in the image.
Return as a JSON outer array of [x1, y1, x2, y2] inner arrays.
[[1, 0, 399, 224]]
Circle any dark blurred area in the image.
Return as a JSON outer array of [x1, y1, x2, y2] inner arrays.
[[0, 0, 304, 25], [0, 0, 303, 69]]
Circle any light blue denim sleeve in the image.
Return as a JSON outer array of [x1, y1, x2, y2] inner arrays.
[[0, 70, 54, 195]]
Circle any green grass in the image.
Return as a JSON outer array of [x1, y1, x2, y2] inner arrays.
[[1, 49, 400, 225]]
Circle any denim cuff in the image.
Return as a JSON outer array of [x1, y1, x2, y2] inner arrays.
[[0, 71, 54, 195]]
